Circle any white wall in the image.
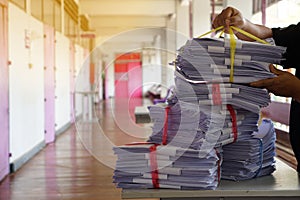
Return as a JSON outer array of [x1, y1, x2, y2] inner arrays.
[[95, 54, 103, 102], [165, 20, 176, 88], [93, 48, 103, 103], [104, 53, 115, 98], [251, 0, 300, 28], [176, 0, 190, 49], [74, 44, 90, 116], [97, 28, 164, 98], [8, 2, 87, 163], [142, 35, 162, 95], [225, 0, 253, 20], [55, 32, 71, 130], [192, 0, 211, 37], [8, 3, 44, 162]]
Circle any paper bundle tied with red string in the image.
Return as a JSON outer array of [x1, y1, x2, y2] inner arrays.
[[113, 26, 280, 189]]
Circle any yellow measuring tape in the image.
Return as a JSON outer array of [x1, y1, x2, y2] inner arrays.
[[198, 26, 269, 82]]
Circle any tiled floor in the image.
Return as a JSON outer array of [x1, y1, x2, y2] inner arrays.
[[0, 98, 157, 200]]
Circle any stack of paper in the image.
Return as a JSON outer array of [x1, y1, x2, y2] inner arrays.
[[175, 75, 270, 113], [148, 98, 260, 151], [174, 37, 286, 83], [221, 119, 276, 181], [114, 37, 279, 190], [113, 144, 222, 190]]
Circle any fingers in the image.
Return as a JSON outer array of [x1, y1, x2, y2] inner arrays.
[[228, 15, 244, 27], [212, 7, 233, 28], [221, 7, 235, 19], [212, 7, 243, 32], [250, 78, 275, 88], [269, 64, 285, 75]]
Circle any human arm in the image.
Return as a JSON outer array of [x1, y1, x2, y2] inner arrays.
[[250, 65, 300, 102], [212, 7, 273, 41]]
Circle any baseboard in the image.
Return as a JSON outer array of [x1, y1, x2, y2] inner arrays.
[[10, 140, 46, 173], [9, 120, 76, 173], [56, 122, 71, 136]]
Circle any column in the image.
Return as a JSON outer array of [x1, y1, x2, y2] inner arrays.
[[192, 0, 211, 38], [176, 0, 190, 49], [164, 13, 176, 88]]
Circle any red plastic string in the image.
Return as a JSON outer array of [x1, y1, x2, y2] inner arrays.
[[226, 104, 238, 142], [162, 107, 170, 145], [125, 142, 157, 146], [149, 144, 160, 188], [212, 84, 222, 105]]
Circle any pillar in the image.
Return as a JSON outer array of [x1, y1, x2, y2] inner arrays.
[[193, 0, 211, 38], [164, 12, 176, 88], [176, 0, 190, 49]]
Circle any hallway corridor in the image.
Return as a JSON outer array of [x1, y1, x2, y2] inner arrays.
[[0, 99, 156, 200]]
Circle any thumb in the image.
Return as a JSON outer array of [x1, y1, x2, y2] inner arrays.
[[269, 64, 284, 76]]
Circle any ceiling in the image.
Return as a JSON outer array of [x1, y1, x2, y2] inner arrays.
[[78, 0, 177, 39], [77, 0, 225, 54]]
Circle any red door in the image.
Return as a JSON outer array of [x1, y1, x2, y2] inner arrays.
[[114, 63, 129, 98], [127, 62, 142, 98], [0, 0, 9, 181], [44, 24, 55, 143], [114, 53, 142, 98]]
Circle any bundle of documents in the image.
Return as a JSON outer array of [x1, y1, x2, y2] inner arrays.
[[174, 37, 286, 83], [175, 75, 270, 113], [114, 36, 280, 190], [113, 143, 221, 190], [148, 99, 260, 151], [221, 119, 276, 181]]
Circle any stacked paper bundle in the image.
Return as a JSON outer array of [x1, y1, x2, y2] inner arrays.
[[221, 119, 276, 181], [170, 37, 282, 180], [174, 75, 270, 113], [113, 143, 221, 190], [148, 99, 260, 150], [175, 37, 286, 83], [114, 37, 283, 190]]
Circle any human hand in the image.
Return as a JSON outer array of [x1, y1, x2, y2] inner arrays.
[[212, 7, 246, 33], [250, 65, 300, 101]]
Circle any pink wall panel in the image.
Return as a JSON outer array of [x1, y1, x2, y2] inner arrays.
[[44, 24, 55, 143], [0, 1, 9, 181], [69, 42, 75, 123]]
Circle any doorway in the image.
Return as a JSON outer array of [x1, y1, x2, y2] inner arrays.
[[114, 53, 142, 98]]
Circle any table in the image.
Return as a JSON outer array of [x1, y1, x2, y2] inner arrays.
[[122, 158, 300, 200], [76, 91, 98, 121], [134, 106, 151, 123]]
